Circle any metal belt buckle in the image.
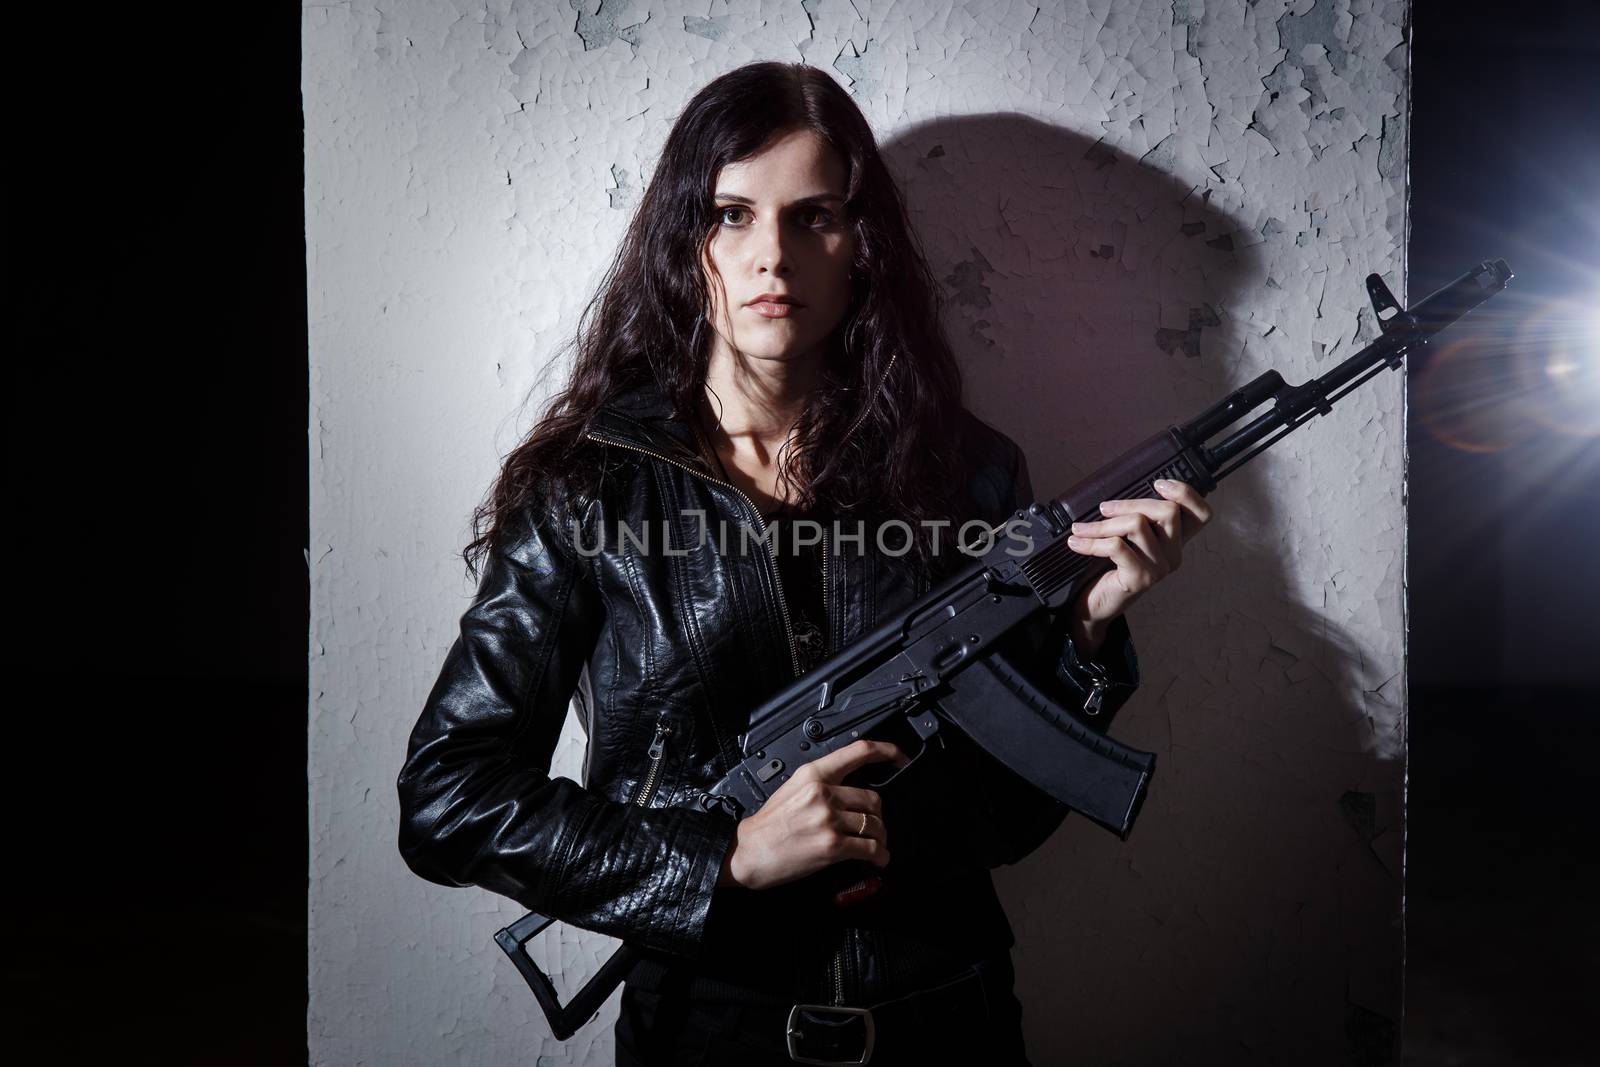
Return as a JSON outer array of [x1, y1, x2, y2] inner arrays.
[[785, 1003, 876, 1065]]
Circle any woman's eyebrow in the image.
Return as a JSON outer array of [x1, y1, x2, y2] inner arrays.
[[712, 192, 846, 205]]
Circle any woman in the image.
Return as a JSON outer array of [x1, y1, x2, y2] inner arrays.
[[397, 61, 1212, 1065]]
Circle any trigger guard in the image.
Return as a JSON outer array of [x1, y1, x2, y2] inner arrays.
[[846, 715, 938, 790]]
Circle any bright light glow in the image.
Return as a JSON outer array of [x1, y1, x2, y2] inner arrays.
[[1544, 357, 1578, 383], [1514, 297, 1600, 439], [1414, 287, 1600, 456]]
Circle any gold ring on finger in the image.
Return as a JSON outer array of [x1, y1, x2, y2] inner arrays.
[[858, 811, 869, 836]]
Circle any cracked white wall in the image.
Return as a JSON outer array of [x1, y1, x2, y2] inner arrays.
[[306, 1, 1408, 1063]]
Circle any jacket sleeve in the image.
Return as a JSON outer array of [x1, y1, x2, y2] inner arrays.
[[930, 438, 1142, 869], [395, 500, 737, 959]]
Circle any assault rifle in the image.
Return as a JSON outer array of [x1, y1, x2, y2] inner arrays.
[[497, 259, 1513, 1038]]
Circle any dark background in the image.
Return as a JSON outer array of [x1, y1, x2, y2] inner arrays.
[[9, 1, 1595, 1063], [1402, 1, 1599, 1064]]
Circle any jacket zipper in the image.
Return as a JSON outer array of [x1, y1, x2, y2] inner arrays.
[[630, 709, 674, 807], [829, 931, 846, 1004], [583, 430, 803, 680], [822, 528, 848, 1005], [1084, 678, 1109, 716], [821, 525, 829, 650], [587, 429, 844, 1000]]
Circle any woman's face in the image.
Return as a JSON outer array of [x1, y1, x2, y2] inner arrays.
[[702, 128, 856, 370]]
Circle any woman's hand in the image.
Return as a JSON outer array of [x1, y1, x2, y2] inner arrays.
[[716, 738, 907, 891], [1064, 479, 1214, 657]]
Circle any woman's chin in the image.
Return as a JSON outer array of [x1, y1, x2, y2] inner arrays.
[[731, 339, 825, 364]]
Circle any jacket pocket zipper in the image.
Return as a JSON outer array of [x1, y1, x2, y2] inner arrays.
[[630, 709, 674, 807], [1084, 677, 1108, 716]]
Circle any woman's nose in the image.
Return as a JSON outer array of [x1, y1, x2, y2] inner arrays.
[[751, 216, 792, 275]]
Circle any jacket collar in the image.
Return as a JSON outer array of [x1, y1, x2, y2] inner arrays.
[[586, 377, 715, 475]]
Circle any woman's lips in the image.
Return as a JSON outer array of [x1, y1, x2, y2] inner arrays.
[[747, 300, 803, 318]]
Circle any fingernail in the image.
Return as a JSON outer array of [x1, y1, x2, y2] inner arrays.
[[1068, 536, 1086, 548], [1098, 501, 1115, 512], [1154, 479, 1173, 490]]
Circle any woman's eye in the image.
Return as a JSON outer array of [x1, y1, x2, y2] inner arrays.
[[716, 205, 837, 227]]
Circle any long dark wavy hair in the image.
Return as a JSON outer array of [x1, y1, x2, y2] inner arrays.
[[465, 61, 970, 579]]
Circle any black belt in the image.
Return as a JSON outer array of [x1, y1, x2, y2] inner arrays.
[[783, 962, 993, 1065]]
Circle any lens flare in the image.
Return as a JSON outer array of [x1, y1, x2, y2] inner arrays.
[[1513, 297, 1600, 438], [1414, 335, 1539, 453], [1413, 287, 1600, 453]]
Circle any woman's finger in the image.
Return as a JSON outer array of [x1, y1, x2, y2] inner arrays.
[[804, 738, 908, 784], [1113, 514, 1169, 576], [1071, 510, 1173, 547], [1096, 498, 1183, 543], [1066, 533, 1157, 595], [834, 830, 890, 868], [1069, 518, 1164, 576], [831, 808, 886, 844], [828, 785, 884, 816], [1097, 500, 1182, 571], [1152, 479, 1213, 538]]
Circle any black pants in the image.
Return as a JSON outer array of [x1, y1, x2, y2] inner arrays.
[[614, 952, 1032, 1066]]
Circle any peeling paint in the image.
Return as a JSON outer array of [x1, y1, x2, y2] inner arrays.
[[1339, 789, 1377, 842], [682, 14, 732, 42], [1276, 0, 1349, 75], [1139, 132, 1181, 172], [1172, 0, 1202, 58], [1156, 304, 1222, 359], [606, 164, 631, 209], [1377, 112, 1401, 179], [833, 39, 882, 101], [944, 247, 995, 309], [570, 0, 648, 53]]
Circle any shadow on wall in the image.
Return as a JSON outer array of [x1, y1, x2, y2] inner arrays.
[[882, 114, 1403, 1066]]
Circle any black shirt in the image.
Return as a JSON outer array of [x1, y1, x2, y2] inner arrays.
[[761, 500, 830, 675]]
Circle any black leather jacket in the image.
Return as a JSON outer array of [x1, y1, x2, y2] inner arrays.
[[396, 378, 1140, 1003]]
